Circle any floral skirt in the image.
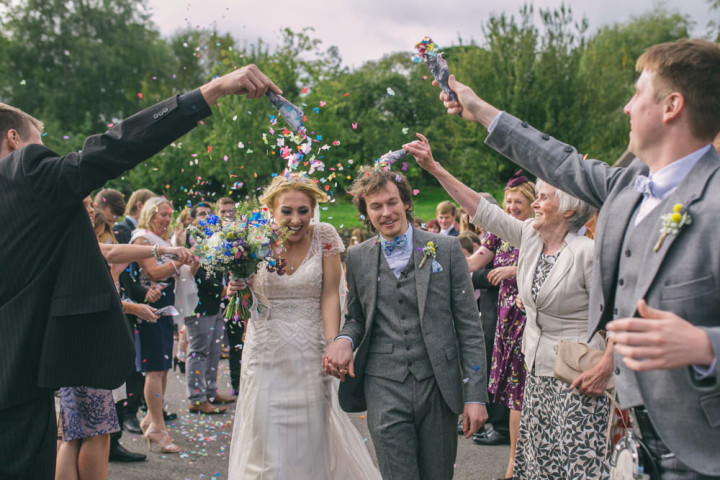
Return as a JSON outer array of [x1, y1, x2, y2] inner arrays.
[[514, 374, 610, 479], [58, 387, 119, 441]]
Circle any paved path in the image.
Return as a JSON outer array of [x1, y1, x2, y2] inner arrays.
[[109, 361, 509, 479]]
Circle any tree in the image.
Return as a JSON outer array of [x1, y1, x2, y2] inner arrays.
[[0, 0, 171, 137]]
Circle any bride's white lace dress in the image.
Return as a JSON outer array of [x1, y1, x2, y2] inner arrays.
[[228, 222, 381, 479]]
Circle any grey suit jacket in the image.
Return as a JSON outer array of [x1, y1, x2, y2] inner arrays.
[[485, 112, 720, 475], [339, 228, 488, 414]]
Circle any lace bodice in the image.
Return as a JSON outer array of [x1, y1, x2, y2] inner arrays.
[[249, 222, 344, 349]]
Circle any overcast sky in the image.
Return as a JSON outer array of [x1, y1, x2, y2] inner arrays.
[[145, 0, 714, 68]]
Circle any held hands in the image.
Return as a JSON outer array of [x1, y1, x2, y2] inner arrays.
[[201, 64, 282, 104], [462, 403, 488, 438], [607, 299, 715, 370], [322, 338, 355, 381], [403, 133, 441, 174], [487, 266, 517, 286]]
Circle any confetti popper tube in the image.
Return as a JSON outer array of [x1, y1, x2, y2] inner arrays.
[[378, 148, 408, 166], [414, 37, 457, 102], [266, 91, 306, 136]]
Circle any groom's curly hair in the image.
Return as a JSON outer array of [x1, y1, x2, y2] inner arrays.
[[349, 166, 414, 233]]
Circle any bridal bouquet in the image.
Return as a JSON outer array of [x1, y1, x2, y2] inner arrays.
[[189, 208, 285, 323]]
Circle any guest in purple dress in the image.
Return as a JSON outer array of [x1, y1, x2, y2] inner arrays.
[[466, 173, 535, 480]]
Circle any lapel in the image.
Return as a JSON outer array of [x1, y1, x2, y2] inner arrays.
[[361, 238, 381, 333], [413, 228, 432, 325], [532, 233, 575, 310], [518, 231, 542, 311], [632, 150, 719, 302]]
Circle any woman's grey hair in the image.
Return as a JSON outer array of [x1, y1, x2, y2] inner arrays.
[[536, 180, 596, 232]]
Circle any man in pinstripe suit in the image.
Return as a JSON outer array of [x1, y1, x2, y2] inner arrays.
[[0, 64, 279, 478]]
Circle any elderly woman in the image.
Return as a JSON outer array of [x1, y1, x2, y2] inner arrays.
[[406, 134, 614, 480]]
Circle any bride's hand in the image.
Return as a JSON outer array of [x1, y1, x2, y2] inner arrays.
[[228, 274, 255, 295], [323, 338, 355, 381]]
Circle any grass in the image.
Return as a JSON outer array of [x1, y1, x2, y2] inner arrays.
[[318, 186, 460, 232]]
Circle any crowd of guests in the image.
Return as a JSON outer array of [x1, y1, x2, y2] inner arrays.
[[3, 39, 719, 480]]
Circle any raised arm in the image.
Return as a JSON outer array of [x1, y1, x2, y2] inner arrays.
[[405, 133, 524, 247]]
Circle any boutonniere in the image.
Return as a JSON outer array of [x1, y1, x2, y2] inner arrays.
[[654, 203, 692, 252], [418, 241, 440, 270]]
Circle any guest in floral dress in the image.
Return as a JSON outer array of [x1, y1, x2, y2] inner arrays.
[[466, 173, 535, 479]]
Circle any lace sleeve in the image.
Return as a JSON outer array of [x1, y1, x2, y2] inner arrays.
[[316, 222, 345, 256]]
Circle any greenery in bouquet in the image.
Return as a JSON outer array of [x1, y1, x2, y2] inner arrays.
[[189, 207, 286, 323]]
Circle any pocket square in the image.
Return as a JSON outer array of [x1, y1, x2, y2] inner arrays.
[[431, 259, 443, 273]]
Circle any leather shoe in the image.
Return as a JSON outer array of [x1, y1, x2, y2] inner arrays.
[[210, 392, 236, 404], [189, 401, 227, 415], [472, 427, 509, 446], [123, 415, 142, 435], [109, 443, 146, 462]]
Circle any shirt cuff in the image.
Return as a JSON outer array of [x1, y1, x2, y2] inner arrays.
[[693, 358, 717, 380], [335, 335, 354, 350], [464, 401, 486, 405], [487, 111, 504, 133], [178, 88, 212, 120]]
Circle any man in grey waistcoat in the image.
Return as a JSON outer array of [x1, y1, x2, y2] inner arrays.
[[323, 167, 488, 480], [433, 38, 720, 478]]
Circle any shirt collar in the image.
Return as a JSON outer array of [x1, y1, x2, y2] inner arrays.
[[378, 224, 413, 247], [647, 144, 711, 200]]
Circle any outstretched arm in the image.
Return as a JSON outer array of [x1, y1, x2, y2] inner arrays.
[[405, 132, 524, 246]]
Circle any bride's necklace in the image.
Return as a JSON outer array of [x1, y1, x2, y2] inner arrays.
[[283, 235, 310, 273]]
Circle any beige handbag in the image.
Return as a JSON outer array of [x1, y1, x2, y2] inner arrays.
[[553, 340, 615, 391]]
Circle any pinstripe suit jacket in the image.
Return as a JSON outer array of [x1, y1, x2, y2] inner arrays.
[[0, 90, 210, 409]]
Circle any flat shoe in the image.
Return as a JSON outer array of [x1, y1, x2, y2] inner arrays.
[[189, 401, 227, 415]]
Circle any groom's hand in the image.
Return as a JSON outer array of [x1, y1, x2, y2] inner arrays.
[[462, 403, 488, 438], [323, 338, 355, 381]]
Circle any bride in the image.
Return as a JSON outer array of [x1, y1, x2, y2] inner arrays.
[[227, 174, 381, 479]]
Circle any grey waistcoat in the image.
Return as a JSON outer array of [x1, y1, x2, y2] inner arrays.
[[613, 203, 666, 408], [364, 254, 433, 382]]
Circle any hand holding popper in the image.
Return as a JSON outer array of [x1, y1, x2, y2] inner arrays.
[[413, 36, 457, 102]]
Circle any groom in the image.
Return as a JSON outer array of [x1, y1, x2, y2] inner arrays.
[[324, 167, 488, 480]]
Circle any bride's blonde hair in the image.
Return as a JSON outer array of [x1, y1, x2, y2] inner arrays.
[[259, 173, 328, 210]]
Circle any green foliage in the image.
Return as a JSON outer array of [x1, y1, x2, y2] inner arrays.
[[2, 1, 715, 224]]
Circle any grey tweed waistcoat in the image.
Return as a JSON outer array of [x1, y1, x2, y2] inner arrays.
[[364, 254, 433, 382]]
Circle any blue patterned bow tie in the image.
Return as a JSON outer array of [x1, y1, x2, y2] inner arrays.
[[381, 234, 409, 256], [632, 175, 656, 198]]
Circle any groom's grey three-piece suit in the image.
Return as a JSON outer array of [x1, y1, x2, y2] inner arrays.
[[339, 227, 487, 480], [486, 112, 720, 476]]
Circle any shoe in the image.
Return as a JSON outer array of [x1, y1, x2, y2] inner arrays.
[[123, 415, 143, 435], [144, 429, 180, 454], [210, 392, 236, 404], [189, 401, 227, 415], [109, 442, 147, 462], [472, 427, 509, 446], [163, 410, 177, 422], [173, 356, 186, 374]]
